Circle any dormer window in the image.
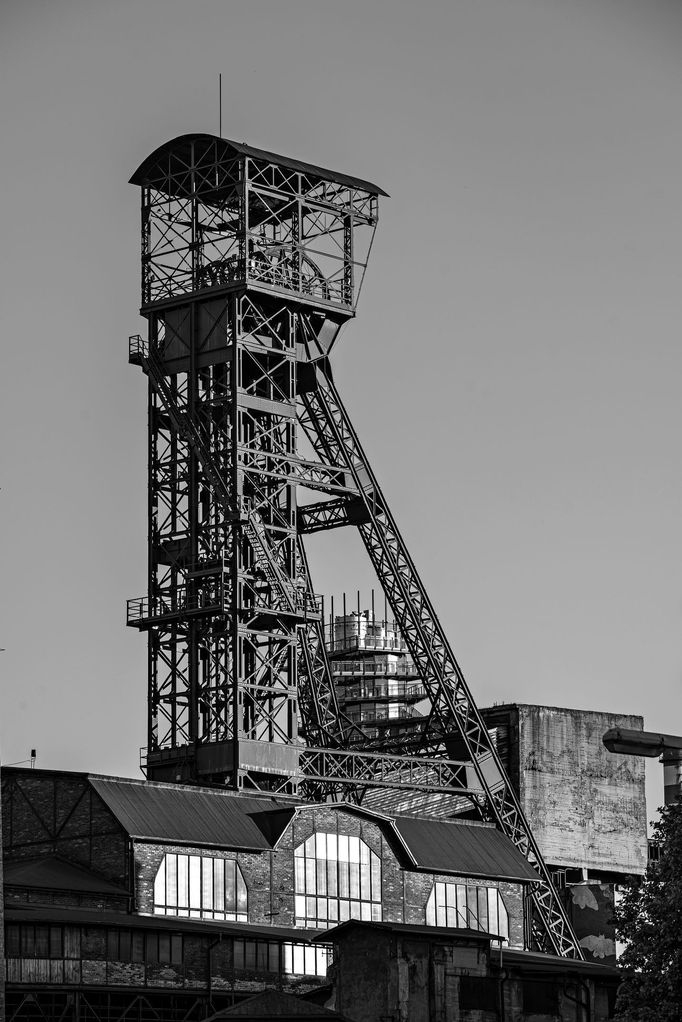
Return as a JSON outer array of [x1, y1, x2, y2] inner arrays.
[[153, 853, 247, 921], [294, 832, 382, 928], [425, 882, 509, 943]]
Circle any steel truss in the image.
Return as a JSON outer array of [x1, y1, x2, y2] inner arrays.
[[128, 135, 581, 957]]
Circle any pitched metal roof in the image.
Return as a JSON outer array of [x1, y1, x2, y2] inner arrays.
[[392, 816, 539, 883], [89, 776, 295, 850], [316, 920, 495, 943], [129, 134, 388, 196], [5, 903, 323, 943], [4, 856, 129, 896]]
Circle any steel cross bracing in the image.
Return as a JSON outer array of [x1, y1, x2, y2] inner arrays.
[[297, 360, 583, 959], [128, 135, 581, 958]]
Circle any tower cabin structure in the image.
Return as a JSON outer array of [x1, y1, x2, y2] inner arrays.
[[127, 134, 581, 959]]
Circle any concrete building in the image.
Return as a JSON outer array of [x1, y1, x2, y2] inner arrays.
[[480, 704, 648, 965]]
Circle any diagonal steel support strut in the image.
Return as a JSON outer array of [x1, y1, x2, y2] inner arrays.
[[297, 358, 583, 960]]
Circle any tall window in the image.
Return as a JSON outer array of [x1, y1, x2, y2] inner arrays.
[[294, 832, 382, 928], [425, 882, 509, 944], [153, 853, 247, 921]]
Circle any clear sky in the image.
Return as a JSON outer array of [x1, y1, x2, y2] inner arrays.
[[1, 0, 681, 818]]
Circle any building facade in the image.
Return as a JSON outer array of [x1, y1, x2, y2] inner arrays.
[[3, 766, 540, 1020]]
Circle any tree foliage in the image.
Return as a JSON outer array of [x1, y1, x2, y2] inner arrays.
[[614, 801, 682, 1021]]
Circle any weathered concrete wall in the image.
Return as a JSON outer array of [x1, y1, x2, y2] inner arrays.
[[515, 705, 647, 875]]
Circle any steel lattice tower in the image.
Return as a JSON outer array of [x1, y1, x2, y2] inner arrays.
[[127, 134, 582, 958]]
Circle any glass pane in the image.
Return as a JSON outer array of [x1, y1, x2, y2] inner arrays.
[[295, 858, 305, 893], [338, 834, 349, 862], [188, 856, 201, 911], [159, 934, 171, 963], [316, 897, 328, 920], [306, 858, 316, 895], [283, 943, 293, 973], [360, 861, 370, 901], [339, 900, 350, 922], [316, 947, 328, 977], [268, 943, 279, 972], [339, 860, 349, 898], [154, 857, 167, 910], [295, 895, 306, 918], [146, 934, 158, 963], [327, 859, 338, 897], [214, 858, 224, 912], [349, 862, 360, 899], [119, 931, 131, 961], [305, 835, 315, 857], [306, 896, 316, 919], [166, 854, 177, 908], [498, 893, 509, 943], [456, 886, 467, 928], [316, 858, 327, 895], [370, 853, 381, 899], [171, 935, 183, 964], [477, 887, 488, 932], [305, 946, 315, 975], [236, 865, 248, 914], [488, 888, 499, 940], [177, 855, 188, 908], [49, 927, 63, 959], [466, 886, 479, 929], [350, 901, 362, 920], [327, 833, 338, 860], [234, 940, 245, 969], [371, 903, 382, 922], [361, 902, 371, 921], [349, 837, 360, 863], [328, 899, 338, 921], [315, 832, 327, 858], [225, 861, 235, 911], [425, 889, 436, 926], [293, 944, 305, 973], [201, 858, 213, 912], [359, 840, 369, 864], [6, 925, 20, 958]]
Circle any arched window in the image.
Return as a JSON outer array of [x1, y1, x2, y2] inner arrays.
[[294, 832, 382, 928], [153, 853, 247, 921], [425, 882, 509, 943]]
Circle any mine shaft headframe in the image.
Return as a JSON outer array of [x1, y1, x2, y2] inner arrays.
[[129, 133, 387, 315]]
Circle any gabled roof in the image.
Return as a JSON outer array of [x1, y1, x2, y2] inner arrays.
[[130, 134, 387, 197], [392, 815, 539, 883], [4, 856, 129, 896], [90, 776, 295, 850]]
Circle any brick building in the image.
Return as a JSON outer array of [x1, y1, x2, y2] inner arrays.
[[3, 765, 544, 1020]]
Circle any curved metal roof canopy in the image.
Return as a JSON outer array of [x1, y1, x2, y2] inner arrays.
[[130, 133, 388, 197]]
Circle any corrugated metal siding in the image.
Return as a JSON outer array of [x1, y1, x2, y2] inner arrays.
[[89, 777, 295, 849], [393, 818, 539, 882]]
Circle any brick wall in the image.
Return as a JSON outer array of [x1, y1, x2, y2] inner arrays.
[[2, 770, 129, 887]]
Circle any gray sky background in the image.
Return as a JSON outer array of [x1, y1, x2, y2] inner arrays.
[[1, 0, 681, 818]]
